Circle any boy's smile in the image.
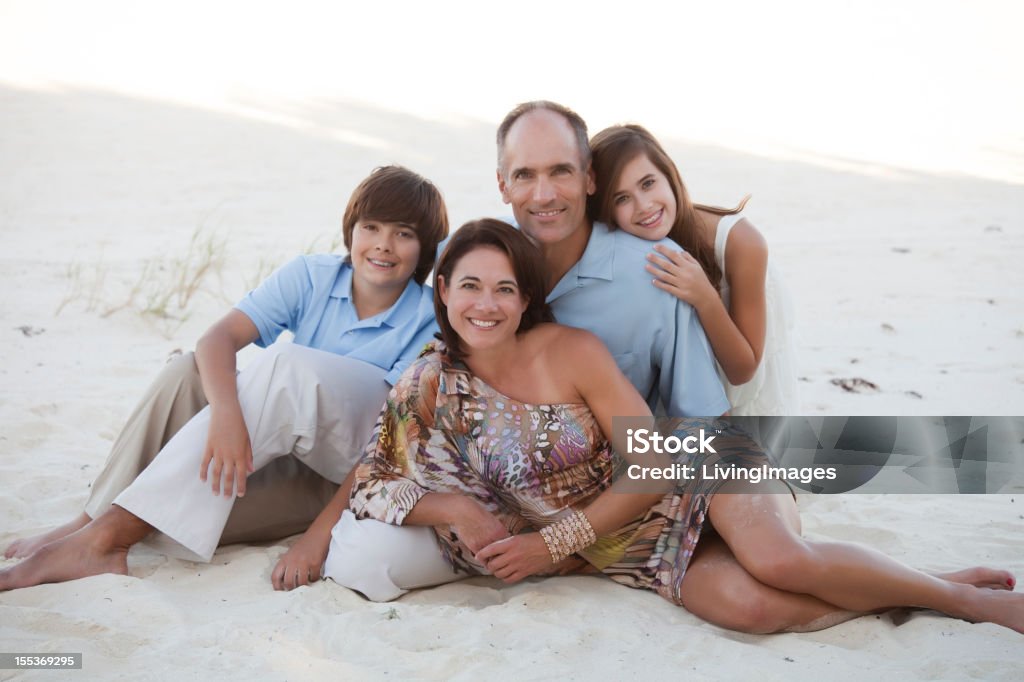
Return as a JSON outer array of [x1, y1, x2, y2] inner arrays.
[[350, 219, 421, 310]]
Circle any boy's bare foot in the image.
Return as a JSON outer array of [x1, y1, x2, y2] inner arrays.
[[0, 507, 151, 592], [935, 567, 1016, 591], [0, 534, 128, 591], [4, 513, 92, 559]]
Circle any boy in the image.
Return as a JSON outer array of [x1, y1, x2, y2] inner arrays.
[[1, 166, 448, 591]]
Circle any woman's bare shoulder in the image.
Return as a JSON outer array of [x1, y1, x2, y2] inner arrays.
[[531, 324, 612, 366]]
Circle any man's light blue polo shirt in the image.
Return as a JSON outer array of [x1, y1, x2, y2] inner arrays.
[[546, 222, 730, 417], [234, 255, 437, 385]]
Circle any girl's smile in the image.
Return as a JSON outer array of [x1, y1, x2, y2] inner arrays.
[[611, 154, 677, 241]]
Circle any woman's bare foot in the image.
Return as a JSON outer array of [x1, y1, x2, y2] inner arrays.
[[965, 587, 1024, 634], [935, 567, 1016, 591], [4, 513, 92, 559], [0, 507, 151, 591]]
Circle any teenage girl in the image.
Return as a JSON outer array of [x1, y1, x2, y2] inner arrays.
[[589, 124, 797, 415]]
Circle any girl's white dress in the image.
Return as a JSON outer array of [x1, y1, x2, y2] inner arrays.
[[714, 213, 799, 415]]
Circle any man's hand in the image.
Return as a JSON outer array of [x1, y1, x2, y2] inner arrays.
[[199, 407, 253, 497]]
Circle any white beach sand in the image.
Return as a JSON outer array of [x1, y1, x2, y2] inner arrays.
[[2, 2, 1023, 679]]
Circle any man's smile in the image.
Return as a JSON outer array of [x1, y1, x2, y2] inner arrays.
[[530, 208, 565, 218]]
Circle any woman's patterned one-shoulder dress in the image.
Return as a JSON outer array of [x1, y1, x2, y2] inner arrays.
[[350, 348, 772, 606]]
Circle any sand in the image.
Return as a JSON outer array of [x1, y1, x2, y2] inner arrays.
[[2, 5, 1024, 678]]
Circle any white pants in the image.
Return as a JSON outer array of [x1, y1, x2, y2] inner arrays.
[[114, 344, 390, 561], [324, 511, 462, 602]]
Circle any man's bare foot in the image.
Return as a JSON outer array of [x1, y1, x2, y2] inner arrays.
[[4, 513, 92, 559], [0, 507, 151, 592], [935, 567, 1016, 591]]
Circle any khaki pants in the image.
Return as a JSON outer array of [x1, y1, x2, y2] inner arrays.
[[87, 346, 384, 548]]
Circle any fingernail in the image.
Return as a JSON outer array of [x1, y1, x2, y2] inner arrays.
[[1008, 578, 1016, 588]]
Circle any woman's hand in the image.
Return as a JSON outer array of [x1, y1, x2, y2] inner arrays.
[[199, 407, 254, 497], [271, 527, 330, 591], [475, 532, 555, 583], [646, 244, 717, 310], [449, 497, 510, 555]]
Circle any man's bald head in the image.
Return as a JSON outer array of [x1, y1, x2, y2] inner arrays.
[[496, 100, 591, 176], [494, 102, 596, 258]]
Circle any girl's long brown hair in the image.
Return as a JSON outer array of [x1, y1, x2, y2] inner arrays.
[[588, 124, 749, 291]]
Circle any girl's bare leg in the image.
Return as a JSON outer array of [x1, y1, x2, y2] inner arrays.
[[4, 512, 93, 559], [679, 535, 861, 633], [707, 481, 1024, 634], [0, 506, 151, 591]]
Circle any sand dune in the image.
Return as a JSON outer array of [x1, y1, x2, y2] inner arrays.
[[1, 84, 1023, 680]]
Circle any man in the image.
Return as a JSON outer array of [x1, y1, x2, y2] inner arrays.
[[495, 101, 729, 417], [322, 102, 733, 601]]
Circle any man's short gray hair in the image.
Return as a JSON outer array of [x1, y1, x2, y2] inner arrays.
[[496, 100, 591, 174]]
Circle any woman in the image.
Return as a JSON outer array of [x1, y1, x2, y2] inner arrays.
[[342, 219, 1022, 634], [589, 124, 797, 415]]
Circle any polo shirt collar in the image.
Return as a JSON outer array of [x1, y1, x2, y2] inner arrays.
[[330, 260, 354, 300], [578, 222, 616, 280], [547, 221, 616, 302]]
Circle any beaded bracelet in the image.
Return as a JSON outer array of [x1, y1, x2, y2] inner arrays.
[[539, 510, 597, 563]]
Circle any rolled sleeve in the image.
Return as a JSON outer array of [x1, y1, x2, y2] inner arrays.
[[350, 456, 430, 526], [234, 256, 311, 347]]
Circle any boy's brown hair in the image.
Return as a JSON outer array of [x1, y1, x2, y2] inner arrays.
[[342, 166, 449, 284]]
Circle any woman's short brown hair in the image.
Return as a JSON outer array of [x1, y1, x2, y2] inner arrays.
[[434, 219, 555, 362], [342, 166, 449, 284]]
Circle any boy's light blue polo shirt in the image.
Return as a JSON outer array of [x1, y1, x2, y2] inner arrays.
[[235, 255, 437, 385], [544, 222, 730, 417]]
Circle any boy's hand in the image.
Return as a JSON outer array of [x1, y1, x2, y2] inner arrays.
[[199, 407, 254, 497]]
